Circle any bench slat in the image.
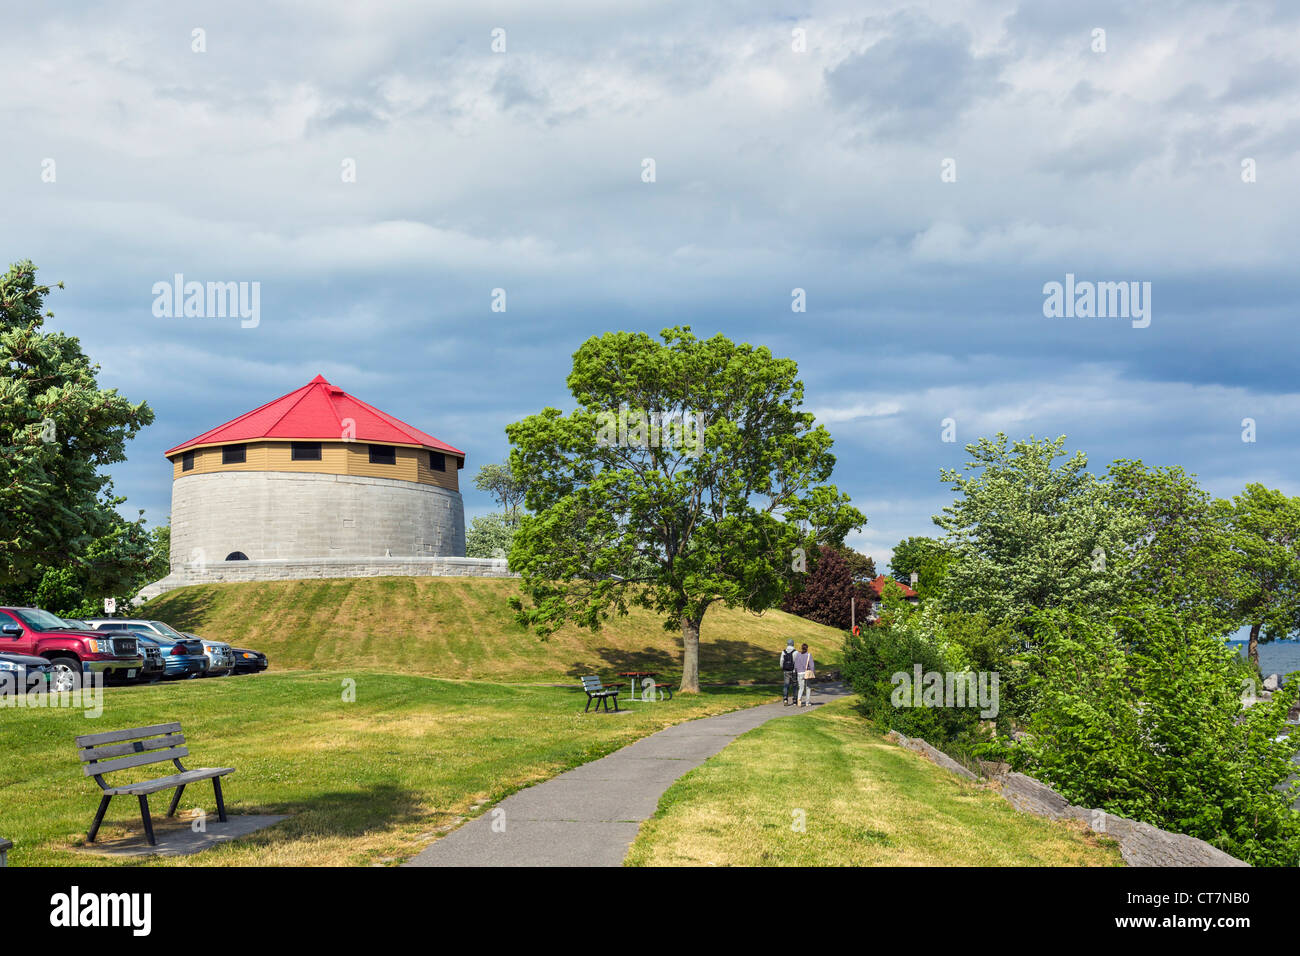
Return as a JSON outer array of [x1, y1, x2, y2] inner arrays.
[[75, 722, 182, 748], [77, 733, 186, 762], [102, 767, 235, 796], [83, 746, 189, 777]]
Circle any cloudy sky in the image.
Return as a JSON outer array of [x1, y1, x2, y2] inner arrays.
[[3, 0, 1297, 568]]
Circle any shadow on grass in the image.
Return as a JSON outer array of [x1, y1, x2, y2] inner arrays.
[[143, 586, 223, 632], [231, 782, 431, 845], [565, 638, 788, 684]]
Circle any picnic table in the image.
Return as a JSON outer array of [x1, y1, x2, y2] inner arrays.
[[617, 671, 673, 701], [618, 671, 657, 700]]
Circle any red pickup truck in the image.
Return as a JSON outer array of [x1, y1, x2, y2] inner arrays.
[[0, 607, 145, 691]]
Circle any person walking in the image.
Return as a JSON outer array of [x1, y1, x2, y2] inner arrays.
[[794, 643, 815, 707], [780, 639, 799, 705]]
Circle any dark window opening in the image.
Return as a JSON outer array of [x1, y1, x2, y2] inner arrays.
[[456, 457, 464, 470], [222, 444, 247, 465], [429, 452, 445, 472], [292, 442, 322, 461], [181, 451, 195, 471], [225, 552, 249, 561], [369, 444, 396, 465]]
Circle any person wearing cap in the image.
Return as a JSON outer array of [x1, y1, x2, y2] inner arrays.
[[779, 638, 799, 705]]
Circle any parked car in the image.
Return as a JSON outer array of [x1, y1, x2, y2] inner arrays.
[[0, 651, 53, 695], [85, 619, 234, 677], [229, 647, 269, 675], [180, 633, 236, 677], [130, 634, 209, 680], [0, 607, 144, 691], [130, 639, 166, 684]]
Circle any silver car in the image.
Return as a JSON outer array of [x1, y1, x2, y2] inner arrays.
[[84, 618, 236, 677]]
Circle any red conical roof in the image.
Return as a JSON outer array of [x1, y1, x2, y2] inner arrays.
[[165, 376, 465, 457]]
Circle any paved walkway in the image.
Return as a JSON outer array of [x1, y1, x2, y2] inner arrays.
[[405, 682, 850, 867]]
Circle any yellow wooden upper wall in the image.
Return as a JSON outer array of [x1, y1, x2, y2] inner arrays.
[[169, 441, 461, 492]]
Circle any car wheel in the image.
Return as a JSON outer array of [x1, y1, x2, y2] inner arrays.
[[48, 657, 82, 693]]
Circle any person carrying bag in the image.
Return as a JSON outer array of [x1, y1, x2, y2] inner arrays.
[[794, 643, 815, 707]]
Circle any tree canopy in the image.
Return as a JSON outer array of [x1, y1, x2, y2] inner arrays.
[[933, 434, 1137, 625], [473, 461, 527, 526], [0, 260, 154, 598], [1216, 484, 1300, 668], [506, 327, 864, 692], [889, 535, 953, 598]]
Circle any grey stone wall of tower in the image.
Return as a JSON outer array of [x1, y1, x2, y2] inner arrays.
[[169, 470, 466, 570]]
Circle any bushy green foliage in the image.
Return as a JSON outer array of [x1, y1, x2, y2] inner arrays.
[[889, 535, 953, 598], [465, 512, 517, 559], [840, 606, 986, 749], [1215, 483, 1300, 668], [18, 505, 165, 616], [473, 462, 527, 524], [1014, 604, 1300, 866], [934, 434, 1138, 625], [0, 260, 154, 596]]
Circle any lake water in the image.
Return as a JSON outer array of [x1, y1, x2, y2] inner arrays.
[[1227, 639, 1300, 678]]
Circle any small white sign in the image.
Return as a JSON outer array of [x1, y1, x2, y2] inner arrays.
[[103, 597, 117, 614]]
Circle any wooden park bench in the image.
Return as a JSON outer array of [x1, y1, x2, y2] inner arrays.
[[76, 722, 235, 847], [0, 837, 11, 867], [580, 675, 624, 712]]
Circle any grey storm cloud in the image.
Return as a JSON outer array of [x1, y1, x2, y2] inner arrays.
[[1, 0, 1298, 566], [824, 13, 1006, 138]]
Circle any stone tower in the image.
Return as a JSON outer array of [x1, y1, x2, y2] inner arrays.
[[164, 375, 467, 571]]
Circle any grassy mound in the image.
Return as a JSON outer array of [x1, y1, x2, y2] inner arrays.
[[143, 577, 843, 684]]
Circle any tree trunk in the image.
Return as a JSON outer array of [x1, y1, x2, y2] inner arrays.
[[680, 614, 702, 693], [1248, 620, 1262, 671]]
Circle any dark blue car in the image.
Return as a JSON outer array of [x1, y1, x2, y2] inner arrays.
[[0, 651, 52, 695], [133, 634, 209, 680]]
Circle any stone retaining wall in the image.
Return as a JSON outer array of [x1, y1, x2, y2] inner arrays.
[[888, 731, 1248, 867], [135, 556, 516, 603]]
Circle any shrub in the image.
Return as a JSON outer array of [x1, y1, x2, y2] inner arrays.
[[1014, 604, 1300, 866], [841, 615, 984, 748]]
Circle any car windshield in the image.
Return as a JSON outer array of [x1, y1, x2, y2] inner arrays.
[[150, 621, 186, 639], [12, 608, 73, 631]]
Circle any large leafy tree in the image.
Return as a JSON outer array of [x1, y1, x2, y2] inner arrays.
[[473, 461, 527, 527], [933, 434, 1138, 626], [506, 327, 864, 692], [889, 535, 953, 598], [1215, 484, 1300, 669], [0, 260, 154, 597], [838, 547, 876, 583], [20, 501, 164, 617], [782, 546, 864, 630], [1106, 459, 1234, 633]]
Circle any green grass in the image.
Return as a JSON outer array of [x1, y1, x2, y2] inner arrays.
[[143, 577, 844, 684], [625, 697, 1124, 866], [0, 672, 774, 867]]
